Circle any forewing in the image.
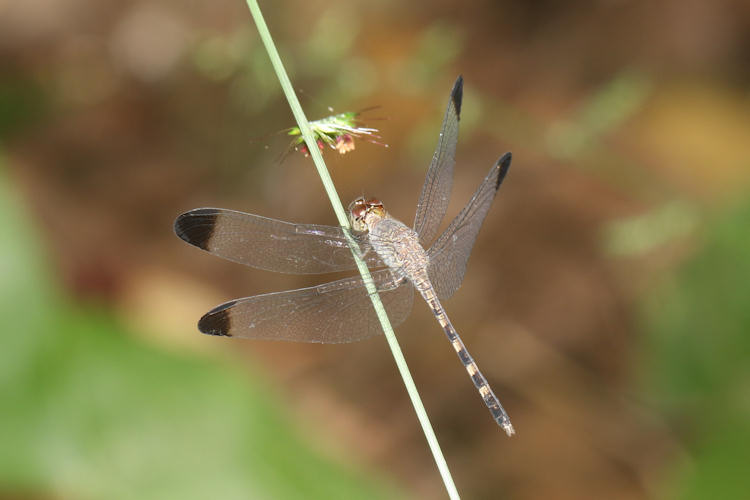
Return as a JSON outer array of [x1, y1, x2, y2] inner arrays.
[[427, 153, 511, 300], [198, 270, 414, 343], [413, 76, 463, 247], [175, 208, 383, 274]]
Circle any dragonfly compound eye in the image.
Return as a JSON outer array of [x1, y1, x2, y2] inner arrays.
[[366, 198, 383, 210], [349, 199, 367, 220], [353, 206, 366, 219]]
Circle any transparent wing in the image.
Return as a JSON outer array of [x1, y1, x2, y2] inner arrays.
[[427, 153, 512, 300], [198, 269, 414, 343], [413, 76, 463, 247], [175, 208, 383, 274]]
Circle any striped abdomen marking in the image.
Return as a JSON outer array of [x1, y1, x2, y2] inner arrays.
[[422, 288, 515, 436]]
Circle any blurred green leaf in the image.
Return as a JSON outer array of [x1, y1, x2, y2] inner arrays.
[[603, 201, 699, 256], [304, 5, 360, 70], [640, 197, 750, 499], [0, 77, 47, 139], [546, 70, 651, 159], [0, 158, 398, 499], [398, 23, 465, 94]]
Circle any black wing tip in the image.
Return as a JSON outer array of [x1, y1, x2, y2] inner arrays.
[[174, 208, 219, 251], [451, 75, 464, 120], [198, 300, 237, 337], [495, 152, 512, 190]]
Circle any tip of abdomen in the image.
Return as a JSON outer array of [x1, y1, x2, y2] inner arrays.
[[500, 419, 515, 437]]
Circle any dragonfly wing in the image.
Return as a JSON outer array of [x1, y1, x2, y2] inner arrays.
[[427, 153, 511, 300], [198, 269, 415, 343], [413, 76, 463, 247], [175, 208, 383, 274]]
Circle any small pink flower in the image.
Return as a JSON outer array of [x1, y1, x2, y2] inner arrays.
[[335, 134, 356, 154], [298, 140, 326, 157]]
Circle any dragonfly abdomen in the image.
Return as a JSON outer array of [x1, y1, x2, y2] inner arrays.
[[420, 288, 515, 436]]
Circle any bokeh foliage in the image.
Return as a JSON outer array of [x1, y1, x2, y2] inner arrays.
[[640, 199, 750, 499], [0, 160, 396, 499]]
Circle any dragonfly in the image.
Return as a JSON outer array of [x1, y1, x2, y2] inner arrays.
[[175, 76, 515, 435]]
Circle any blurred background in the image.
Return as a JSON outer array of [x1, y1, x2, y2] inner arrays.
[[1, 0, 749, 498]]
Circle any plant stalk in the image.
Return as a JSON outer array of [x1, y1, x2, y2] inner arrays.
[[243, 1, 460, 498]]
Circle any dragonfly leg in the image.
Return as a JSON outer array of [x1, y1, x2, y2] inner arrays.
[[367, 272, 406, 297]]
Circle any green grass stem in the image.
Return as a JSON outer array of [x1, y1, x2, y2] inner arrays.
[[243, 1, 460, 498]]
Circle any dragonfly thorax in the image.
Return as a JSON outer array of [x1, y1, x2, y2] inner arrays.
[[368, 217, 429, 286]]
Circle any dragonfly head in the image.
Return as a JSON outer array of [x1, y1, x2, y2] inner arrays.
[[348, 197, 386, 232]]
